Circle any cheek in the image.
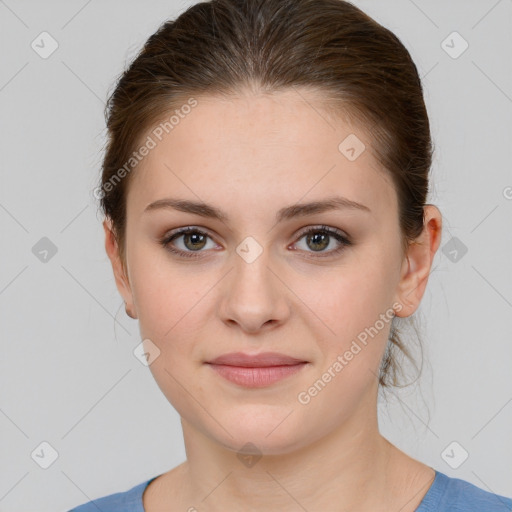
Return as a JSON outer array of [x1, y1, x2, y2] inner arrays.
[[135, 273, 207, 347], [127, 239, 204, 328], [130, 260, 212, 411], [294, 255, 398, 381], [301, 260, 394, 334]]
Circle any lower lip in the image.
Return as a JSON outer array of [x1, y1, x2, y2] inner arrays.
[[207, 363, 308, 388]]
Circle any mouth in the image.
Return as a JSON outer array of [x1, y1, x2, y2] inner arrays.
[[206, 351, 308, 367], [205, 352, 309, 388]]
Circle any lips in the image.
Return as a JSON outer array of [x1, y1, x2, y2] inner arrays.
[[205, 352, 309, 388], [206, 351, 308, 367]]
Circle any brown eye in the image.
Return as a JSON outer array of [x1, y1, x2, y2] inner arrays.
[[181, 231, 208, 251], [160, 227, 217, 259], [293, 226, 352, 257], [305, 231, 330, 252]]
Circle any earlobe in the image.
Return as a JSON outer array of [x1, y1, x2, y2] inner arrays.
[[103, 218, 137, 318], [394, 205, 442, 318], [124, 301, 137, 319]]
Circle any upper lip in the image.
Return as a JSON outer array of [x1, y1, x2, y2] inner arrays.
[[206, 352, 308, 367]]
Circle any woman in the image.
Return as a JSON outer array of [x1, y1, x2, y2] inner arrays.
[[69, 0, 512, 510]]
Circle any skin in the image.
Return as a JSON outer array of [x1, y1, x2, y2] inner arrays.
[[104, 88, 442, 511]]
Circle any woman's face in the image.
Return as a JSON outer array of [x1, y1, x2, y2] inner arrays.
[[106, 89, 422, 455]]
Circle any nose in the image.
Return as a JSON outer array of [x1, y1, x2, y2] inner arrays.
[[217, 243, 290, 334]]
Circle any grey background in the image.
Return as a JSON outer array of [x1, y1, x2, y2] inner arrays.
[[0, 0, 511, 510]]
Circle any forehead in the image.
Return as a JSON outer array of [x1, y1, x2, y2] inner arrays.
[[127, 89, 396, 219]]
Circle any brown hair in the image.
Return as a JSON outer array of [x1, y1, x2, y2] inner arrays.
[[97, 0, 433, 390]]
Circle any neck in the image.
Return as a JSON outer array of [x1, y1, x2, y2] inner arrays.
[[176, 403, 402, 511]]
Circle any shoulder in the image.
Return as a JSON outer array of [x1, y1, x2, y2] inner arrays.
[[419, 470, 512, 512], [67, 476, 158, 512]]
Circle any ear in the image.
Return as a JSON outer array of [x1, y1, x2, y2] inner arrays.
[[103, 218, 137, 319], [394, 205, 442, 317]]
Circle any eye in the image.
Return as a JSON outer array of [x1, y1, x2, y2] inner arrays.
[[160, 224, 352, 260], [160, 227, 218, 259], [291, 225, 352, 257]]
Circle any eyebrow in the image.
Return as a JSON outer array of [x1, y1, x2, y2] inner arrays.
[[143, 195, 371, 223]]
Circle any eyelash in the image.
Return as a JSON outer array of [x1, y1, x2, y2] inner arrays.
[[159, 225, 352, 260]]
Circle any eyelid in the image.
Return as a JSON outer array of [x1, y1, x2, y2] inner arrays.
[[160, 226, 221, 255], [293, 224, 350, 242]]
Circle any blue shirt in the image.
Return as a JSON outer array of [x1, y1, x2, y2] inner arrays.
[[68, 469, 512, 511]]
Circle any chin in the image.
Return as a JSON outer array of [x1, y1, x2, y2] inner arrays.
[[209, 407, 310, 457]]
